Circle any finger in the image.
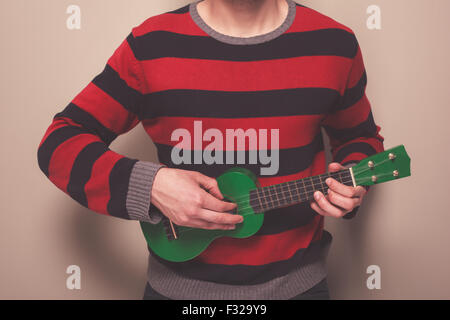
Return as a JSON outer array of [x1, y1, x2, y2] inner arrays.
[[185, 218, 237, 230], [327, 189, 360, 211], [197, 208, 244, 225], [328, 162, 345, 173], [310, 200, 333, 217], [325, 178, 359, 198], [353, 186, 367, 198], [313, 191, 344, 218], [195, 173, 224, 200], [201, 190, 237, 213]]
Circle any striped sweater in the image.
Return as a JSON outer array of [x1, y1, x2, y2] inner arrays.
[[37, 0, 384, 299]]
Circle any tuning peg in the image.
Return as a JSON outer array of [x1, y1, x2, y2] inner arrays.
[[389, 153, 396, 160], [371, 175, 377, 183], [368, 161, 374, 169], [393, 170, 399, 177]]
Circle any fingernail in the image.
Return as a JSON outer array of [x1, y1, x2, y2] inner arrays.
[[314, 191, 321, 200], [326, 178, 331, 185]]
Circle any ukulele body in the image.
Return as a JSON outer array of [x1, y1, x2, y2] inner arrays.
[[140, 167, 264, 262]]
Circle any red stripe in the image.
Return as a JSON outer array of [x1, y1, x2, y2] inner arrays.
[[107, 40, 142, 93], [347, 46, 365, 88], [133, 11, 206, 37], [331, 134, 385, 163], [85, 151, 123, 216], [142, 55, 351, 94], [339, 152, 371, 165], [72, 82, 139, 135], [197, 215, 323, 265], [143, 115, 322, 150], [258, 150, 326, 186], [322, 95, 371, 129], [39, 118, 83, 149]]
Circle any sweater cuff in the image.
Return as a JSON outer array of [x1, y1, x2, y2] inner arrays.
[[126, 161, 166, 224]]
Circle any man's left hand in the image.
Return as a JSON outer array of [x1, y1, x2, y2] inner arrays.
[[310, 162, 367, 218]]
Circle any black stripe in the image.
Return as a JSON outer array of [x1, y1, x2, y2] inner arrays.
[[323, 111, 377, 143], [107, 157, 139, 219], [256, 202, 317, 235], [154, 133, 324, 178], [92, 64, 143, 116], [335, 71, 367, 112], [148, 231, 331, 285], [334, 142, 378, 164], [54, 103, 117, 146], [168, 4, 189, 14], [37, 126, 86, 177], [142, 88, 340, 119], [67, 142, 109, 207], [126, 33, 139, 58], [134, 29, 356, 61]]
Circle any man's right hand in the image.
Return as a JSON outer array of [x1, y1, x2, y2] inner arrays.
[[151, 168, 243, 230]]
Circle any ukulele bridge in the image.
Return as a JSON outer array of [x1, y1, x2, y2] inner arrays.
[[162, 217, 179, 241]]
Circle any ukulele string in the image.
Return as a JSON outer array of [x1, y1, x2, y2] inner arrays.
[[169, 167, 399, 237], [175, 171, 395, 237], [217, 170, 354, 206], [234, 155, 401, 208], [221, 178, 354, 213], [172, 177, 356, 237], [213, 170, 353, 204], [351, 157, 397, 177], [169, 174, 350, 237]]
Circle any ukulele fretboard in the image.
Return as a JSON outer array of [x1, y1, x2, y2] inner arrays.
[[249, 169, 354, 212]]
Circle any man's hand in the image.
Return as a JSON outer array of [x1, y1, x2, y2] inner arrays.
[[310, 162, 367, 218], [151, 168, 243, 230]]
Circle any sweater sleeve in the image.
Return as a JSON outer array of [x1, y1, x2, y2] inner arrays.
[[321, 32, 384, 219], [322, 32, 385, 171], [37, 30, 164, 224]]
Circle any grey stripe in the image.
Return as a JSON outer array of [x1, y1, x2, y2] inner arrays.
[[126, 161, 165, 223], [147, 231, 332, 299], [189, 0, 297, 45]]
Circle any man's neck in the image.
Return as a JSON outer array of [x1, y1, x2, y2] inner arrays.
[[196, 0, 289, 38]]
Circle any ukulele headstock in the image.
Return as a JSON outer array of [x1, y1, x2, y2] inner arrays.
[[351, 145, 411, 186]]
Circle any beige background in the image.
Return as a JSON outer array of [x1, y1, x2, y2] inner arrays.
[[0, 0, 448, 299]]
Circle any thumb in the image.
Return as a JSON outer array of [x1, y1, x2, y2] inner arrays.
[[328, 162, 346, 173], [195, 172, 224, 200]]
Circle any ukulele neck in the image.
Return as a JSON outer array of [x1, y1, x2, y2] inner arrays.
[[249, 169, 355, 212]]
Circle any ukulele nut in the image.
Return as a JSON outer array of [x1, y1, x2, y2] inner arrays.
[[389, 153, 396, 160], [393, 170, 399, 177], [371, 175, 377, 182], [368, 161, 375, 169]]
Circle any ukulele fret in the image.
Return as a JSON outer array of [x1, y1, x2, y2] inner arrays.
[[271, 185, 280, 208]]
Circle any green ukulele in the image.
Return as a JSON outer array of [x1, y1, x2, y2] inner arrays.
[[140, 145, 411, 262]]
